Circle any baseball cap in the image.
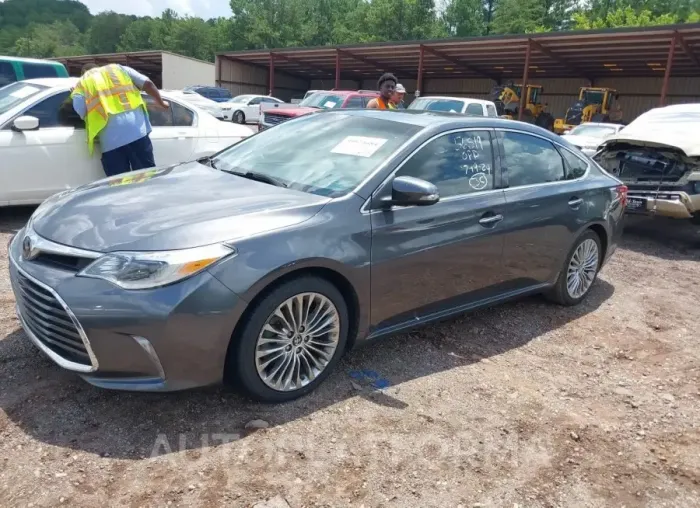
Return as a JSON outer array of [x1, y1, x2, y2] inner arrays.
[[395, 83, 406, 93]]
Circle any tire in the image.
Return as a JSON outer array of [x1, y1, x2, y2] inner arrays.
[[536, 112, 555, 131], [545, 230, 602, 306], [591, 113, 610, 123], [233, 110, 245, 124], [228, 276, 349, 403], [690, 214, 700, 226]]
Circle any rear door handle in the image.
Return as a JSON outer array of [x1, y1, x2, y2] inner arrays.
[[568, 197, 584, 208], [479, 213, 504, 226]]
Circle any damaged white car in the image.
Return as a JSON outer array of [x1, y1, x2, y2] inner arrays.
[[594, 104, 700, 223]]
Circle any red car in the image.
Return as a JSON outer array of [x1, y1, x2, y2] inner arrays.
[[258, 90, 379, 130]]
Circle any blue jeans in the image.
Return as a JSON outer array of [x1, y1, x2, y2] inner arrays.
[[100, 135, 156, 177]]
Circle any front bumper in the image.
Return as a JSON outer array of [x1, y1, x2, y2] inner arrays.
[[221, 110, 233, 121], [625, 188, 700, 219], [8, 230, 247, 391]]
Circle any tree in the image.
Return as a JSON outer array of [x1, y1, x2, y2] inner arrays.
[[86, 12, 136, 54], [490, 0, 548, 34], [13, 20, 86, 58], [572, 6, 679, 29], [442, 0, 487, 37]]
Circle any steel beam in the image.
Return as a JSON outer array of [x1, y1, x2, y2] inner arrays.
[[519, 40, 532, 121], [659, 33, 678, 106]]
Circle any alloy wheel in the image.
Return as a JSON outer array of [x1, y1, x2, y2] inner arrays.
[[566, 238, 599, 299], [255, 292, 341, 392]]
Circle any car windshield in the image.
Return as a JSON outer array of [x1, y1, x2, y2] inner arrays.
[[299, 93, 345, 109], [0, 81, 48, 116], [230, 95, 252, 103], [568, 125, 618, 138], [408, 98, 464, 113], [211, 113, 421, 197]]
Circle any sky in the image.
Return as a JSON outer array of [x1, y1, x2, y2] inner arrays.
[[78, 0, 233, 19]]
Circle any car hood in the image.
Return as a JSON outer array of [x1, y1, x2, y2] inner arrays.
[[600, 107, 700, 157], [269, 107, 317, 117], [31, 162, 330, 252], [563, 134, 604, 148]]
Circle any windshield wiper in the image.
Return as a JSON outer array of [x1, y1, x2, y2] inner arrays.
[[223, 169, 287, 188]]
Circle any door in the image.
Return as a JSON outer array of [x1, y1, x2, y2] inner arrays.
[[370, 129, 507, 332], [496, 129, 582, 288], [145, 97, 198, 166], [0, 90, 101, 205], [243, 97, 263, 122]]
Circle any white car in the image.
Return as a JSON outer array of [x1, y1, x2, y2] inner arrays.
[[0, 78, 252, 206], [166, 90, 226, 120], [408, 96, 499, 117], [227, 94, 284, 124], [561, 122, 626, 156]]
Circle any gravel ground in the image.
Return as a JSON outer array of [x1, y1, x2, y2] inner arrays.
[[1, 208, 699, 508]]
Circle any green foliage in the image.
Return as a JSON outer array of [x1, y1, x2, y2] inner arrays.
[[0, 0, 697, 61]]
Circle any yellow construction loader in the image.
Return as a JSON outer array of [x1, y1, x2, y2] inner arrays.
[[491, 83, 555, 131], [554, 87, 620, 134]]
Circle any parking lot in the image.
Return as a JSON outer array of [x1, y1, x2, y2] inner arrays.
[[1, 206, 699, 507]]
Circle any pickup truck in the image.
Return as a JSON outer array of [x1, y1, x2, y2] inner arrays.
[[258, 90, 379, 131]]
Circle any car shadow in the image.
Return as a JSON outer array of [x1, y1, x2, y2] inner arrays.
[[0, 206, 34, 234], [0, 279, 614, 460], [621, 215, 700, 260]]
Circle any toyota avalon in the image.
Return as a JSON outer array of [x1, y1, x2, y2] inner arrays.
[[8, 110, 626, 402]]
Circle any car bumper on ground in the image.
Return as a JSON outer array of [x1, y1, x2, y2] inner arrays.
[[625, 189, 700, 219], [8, 229, 247, 392]]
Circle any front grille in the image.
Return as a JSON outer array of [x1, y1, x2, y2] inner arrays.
[[10, 269, 91, 366], [263, 113, 291, 126]]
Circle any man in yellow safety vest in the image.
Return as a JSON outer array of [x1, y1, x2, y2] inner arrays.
[[71, 63, 169, 177]]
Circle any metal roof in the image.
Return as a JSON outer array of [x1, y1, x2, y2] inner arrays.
[[218, 23, 700, 81]]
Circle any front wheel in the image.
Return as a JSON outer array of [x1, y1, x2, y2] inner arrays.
[[233, 110, 245, 124], [546, 230, 602, 306], [228, 276, 349, 402]]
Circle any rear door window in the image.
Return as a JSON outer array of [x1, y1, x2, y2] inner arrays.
[[559, 147, 589, 180], [500, 131, 566, 187], [0, 61, 16, 87], [486, 104, 498, 117]]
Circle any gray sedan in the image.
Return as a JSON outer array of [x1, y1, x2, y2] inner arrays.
[[8, 110, 626, 402]]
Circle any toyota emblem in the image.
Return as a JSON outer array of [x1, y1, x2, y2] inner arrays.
[[22, 235, 33, 260]]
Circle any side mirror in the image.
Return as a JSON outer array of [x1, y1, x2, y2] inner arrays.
[[12, 116, 39, 132], [382, 176, 439, 208]]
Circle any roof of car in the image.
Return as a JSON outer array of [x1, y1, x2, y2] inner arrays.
[[320, 108, 561, 134], [573, 122, 624, 128], [23, 77, 78, 88], [416, 96, 496, 105]]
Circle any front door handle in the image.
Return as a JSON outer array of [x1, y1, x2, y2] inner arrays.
[[479, 213, 504, 226], [568, 197, 584, 208]]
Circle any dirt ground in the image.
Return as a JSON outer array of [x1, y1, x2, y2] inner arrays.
[[1, 207, 699, 508]]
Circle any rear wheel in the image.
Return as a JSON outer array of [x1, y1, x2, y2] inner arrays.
[[233, 110, 245, 124], [546, 230, 602, 306], [228, 276, 349, 402]]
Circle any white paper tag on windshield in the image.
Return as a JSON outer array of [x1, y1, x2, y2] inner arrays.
[[11, 86, 40, 99], [324, 101, 337, 108], [331, 136, 388, 158]]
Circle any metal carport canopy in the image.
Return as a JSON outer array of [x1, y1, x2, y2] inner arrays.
[[52, 51, 164, 87], [218, 23, 700, 104]]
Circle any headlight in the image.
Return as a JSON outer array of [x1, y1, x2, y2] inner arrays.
[[78, 243, 236, 290]]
